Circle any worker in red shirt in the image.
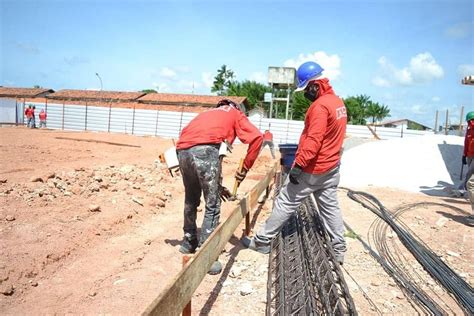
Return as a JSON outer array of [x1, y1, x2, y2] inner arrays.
[[243, 61, 348, 264], [260, 129, 275, 159], [461, 111, 474, 225], [176, 98, 263, 274], [25, 105, 32, 128], [39, 109, 47, 128]]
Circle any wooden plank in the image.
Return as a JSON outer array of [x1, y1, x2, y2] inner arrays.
[[142, 162, 277, 316], [54, 136, 141, 148]]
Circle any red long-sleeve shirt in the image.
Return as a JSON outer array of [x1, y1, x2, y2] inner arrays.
[[39, 111, 47, 121], [177, 105, 263, 170], [263, 130, 273, 141], [294, 79, 347, 174], [464, 123, 474, 157]]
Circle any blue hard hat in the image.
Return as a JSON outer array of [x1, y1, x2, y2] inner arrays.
[[295, 61, 324, 91]]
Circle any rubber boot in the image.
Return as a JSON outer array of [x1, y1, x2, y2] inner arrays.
[[241, 236, 271, 254], [179, 233, 199, 254], [208, 261, 222, 275]]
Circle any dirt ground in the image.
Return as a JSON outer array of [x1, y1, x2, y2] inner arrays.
[[0, 127, 472, 315]]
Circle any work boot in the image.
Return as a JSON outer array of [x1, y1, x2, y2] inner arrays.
[[208, 261, 222, 275], [467, 215, 474, 227], [179, 233, 199, 254], [241, 236, 271, 254]]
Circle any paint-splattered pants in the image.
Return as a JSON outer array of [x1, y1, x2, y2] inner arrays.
[[178, 144, 221, 245], [255, 166, 347, 259]]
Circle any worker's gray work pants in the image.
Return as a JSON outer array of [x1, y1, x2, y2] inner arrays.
[[461, 157, 474, 190], [177, 144, 221, 245], [260, 140, 275, 159], [255, 166, 347, 258]]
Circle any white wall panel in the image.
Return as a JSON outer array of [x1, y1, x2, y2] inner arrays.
[[85, 106, 109, 132], [64, 105, 86, 131], [109, 108, 134, 134]]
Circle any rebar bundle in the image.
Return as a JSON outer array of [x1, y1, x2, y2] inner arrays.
[[347, 190, 474, 315], [266, 172, 356, 315]]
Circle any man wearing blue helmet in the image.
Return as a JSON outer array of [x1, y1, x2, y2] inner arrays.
[[243, 61, 348, 264]]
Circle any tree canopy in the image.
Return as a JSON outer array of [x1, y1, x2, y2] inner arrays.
[[211, 65, 235, 96], [212, 65, 270, 111], [140, 89, 157, 94], [343, 94, 390, 125]]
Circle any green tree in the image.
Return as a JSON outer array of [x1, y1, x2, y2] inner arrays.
[[365, 101, 391, 124], [291, 91, 311, 120], [226, 80, 270, 111], [211, 65, 235, 95], [140, 89, 157, 94], [376, 104, 391, 122], [343, 95, 368, 125]]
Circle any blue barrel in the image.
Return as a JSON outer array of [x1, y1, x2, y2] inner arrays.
[[278, 144, 298, 170]]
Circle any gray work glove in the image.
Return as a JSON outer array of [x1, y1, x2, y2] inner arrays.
[[289, 165, 303, 185]]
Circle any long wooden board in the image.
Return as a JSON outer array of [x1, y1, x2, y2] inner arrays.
[[142, 162, 277, 316]]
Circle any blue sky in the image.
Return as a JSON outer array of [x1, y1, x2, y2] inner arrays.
[[1, 0, 473, 126]]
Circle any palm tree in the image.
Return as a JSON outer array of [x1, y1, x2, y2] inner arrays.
[[365, 102, 391, 124], [211, 65, 235, 95]]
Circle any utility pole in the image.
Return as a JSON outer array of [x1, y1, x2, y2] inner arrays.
[[434, 110, 439, 134], [444, 109, 449, 135], [459, 106, 464, 136], [95, 73, 103, 91]]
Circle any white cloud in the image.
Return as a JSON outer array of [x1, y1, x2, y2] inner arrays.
[[160, 67, 177, 79], [458, 64, 474, 77], [410, 104, 426, 114], [372, 76, 391, 87], [201, 72, 214, 88], [178, 80, 200, 93], [409, 53, 444, 82], [249, 71, 267, 84], [372, 52, 443, 87], [283, 51, 341, 81], [432, 96, 440, 102], [152, 82, 171, 93], [445, 22, 472, 39]]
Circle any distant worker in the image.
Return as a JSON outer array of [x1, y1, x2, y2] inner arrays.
[[462, 111, 474, 226], [39, 109, 47, 128], [461, 112, 474, 191], [176, 99, 263, 274], [30, 105, 36, 128], [25, 105, 33, 128], [260, 129, 276, 159], [243, 61, 348, 264]]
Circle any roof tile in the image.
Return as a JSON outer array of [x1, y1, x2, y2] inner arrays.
[[0, 87, 54, 98], [47, 89, 145, 101]]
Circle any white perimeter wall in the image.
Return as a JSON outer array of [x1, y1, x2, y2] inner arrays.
[[15, 101, 434, 143]]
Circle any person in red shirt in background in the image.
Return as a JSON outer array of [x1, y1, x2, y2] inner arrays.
[[243, 61, 348, 264], [30, 105, 36, 128], [461, 111, 474, 226], [25, 105, 32, 128], [260, 129, 276, 159], [176, 98, 263, 274], [39, 109, 47, 128]]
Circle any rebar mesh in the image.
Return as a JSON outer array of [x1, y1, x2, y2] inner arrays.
[[266, 172, 357, 315]]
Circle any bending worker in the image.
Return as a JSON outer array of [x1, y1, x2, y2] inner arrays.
[[176, 98, 263, 274], [243, 61, 348, 264]]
